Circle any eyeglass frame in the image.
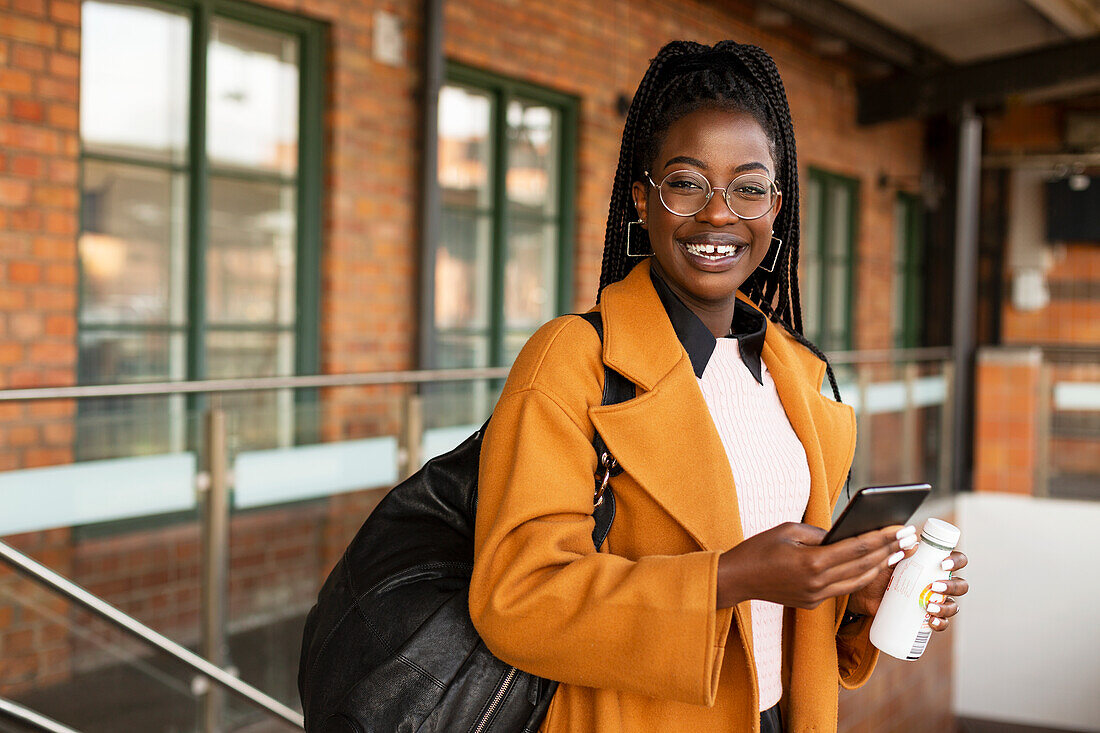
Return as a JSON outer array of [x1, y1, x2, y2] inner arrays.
[[644, 169, 781, 220]]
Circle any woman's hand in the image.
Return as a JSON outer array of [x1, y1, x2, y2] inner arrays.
[[716, 522, 913, 610], [924, 551, 969, 632], [847, 549, 969, 630]]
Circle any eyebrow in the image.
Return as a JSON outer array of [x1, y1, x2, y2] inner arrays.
[[662, 156, 772, 176]]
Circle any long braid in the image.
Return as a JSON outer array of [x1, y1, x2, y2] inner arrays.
[[598, 40, 844, 404]]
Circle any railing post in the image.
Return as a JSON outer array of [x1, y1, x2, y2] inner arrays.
[[939, 362, 955, 493], [855, 367, 872, 488], [902, 362, 918, 481], [1035, 356, 1052, 498], [400, 390, 424, 480], [199, 398, 231, 733]]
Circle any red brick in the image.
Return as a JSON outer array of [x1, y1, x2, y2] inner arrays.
[[0, 18, 56, 45], [49, 0, 80, 26], [0, 342, 24, 365], [0, 177, 32, 205], [58, 27, 78, 53], [12, 0, 47, 16], [44, 314, 74, 336], [46, 102, 76, 130], [8, 260, 41, 284], [47, 51, 78, 78], [10, 42, 46, 72], [10, 154, 44, 178], [0, 68, 33, 94], [11, 98, 44, 123]]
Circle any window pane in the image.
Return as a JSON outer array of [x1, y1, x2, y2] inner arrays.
[[434, 332, 490, 370], [81, 1, 190, 163], [504, 218, 557, 333], [207, 18, 299, 176], [506, 100, 560, 216], [80, 161, 188, 325], [206, 331, 294, 450], [435, 210, 492, 330], [826, 260, 849, 347], [207, 178, 297, 326], [801, 177, 823, 342], [76, 330, 187, 461], [893, 198, 907, 346], [439, 85, 493, 208]]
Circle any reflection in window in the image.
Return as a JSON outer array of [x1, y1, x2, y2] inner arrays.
[[78, 0, 313, 459]]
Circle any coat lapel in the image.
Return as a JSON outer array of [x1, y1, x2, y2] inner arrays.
[[588, 260, 743, 552]]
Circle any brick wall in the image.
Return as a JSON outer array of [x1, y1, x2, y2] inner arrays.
[[973, 348, 1042, 495], [1, 0, 934, 725]]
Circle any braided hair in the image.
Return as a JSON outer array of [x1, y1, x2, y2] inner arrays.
[[598, 40, 843, 402]]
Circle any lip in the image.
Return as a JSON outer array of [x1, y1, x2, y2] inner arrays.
[[676, 233, 751, 270]]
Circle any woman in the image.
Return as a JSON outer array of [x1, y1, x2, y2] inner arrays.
[[469, 40, 968, 732]]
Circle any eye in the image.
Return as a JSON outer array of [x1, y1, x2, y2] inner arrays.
[[733, 184, 767, 198]]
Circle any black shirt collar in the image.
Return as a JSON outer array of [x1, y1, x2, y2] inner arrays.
[[650, 268, 767, 385]]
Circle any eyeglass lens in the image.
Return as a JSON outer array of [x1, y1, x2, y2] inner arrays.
[[658, 170, 775, 218]]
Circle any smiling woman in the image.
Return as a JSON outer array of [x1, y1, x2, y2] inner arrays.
[[469, 40, 967, 733]]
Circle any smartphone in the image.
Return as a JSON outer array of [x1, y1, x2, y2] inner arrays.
[[821, 484, 931, 544]]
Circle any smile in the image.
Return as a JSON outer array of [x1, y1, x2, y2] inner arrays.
[[682, 241, 747, 260]]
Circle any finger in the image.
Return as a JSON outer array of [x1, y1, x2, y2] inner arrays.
[[818, 561, 886, 601], [819, 524, 912, 565], [929, 616, 950, 632], [928, 577, 969, 598], [779, 522, 828, 546], [925, 597, 959, 619], [941, 551, 968, 573]]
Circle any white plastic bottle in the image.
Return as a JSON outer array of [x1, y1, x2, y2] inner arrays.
[[869, 518, 960, 661]]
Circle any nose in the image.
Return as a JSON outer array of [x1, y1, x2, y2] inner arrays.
[[695, 186, 740, 226]]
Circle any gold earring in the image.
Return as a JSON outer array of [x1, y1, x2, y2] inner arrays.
[[758, 235, 782, 273], [626, 219, 650, 258]]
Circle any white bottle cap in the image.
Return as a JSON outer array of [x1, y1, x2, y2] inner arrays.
[[921, 518, 960, 550]]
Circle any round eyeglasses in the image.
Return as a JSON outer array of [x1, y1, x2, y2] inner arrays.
[[645, 169, 780, 219]]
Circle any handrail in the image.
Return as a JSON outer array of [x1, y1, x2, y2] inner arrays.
[[0, 697, 83, 733], [0, 365, 512, 401], [0, 541, 304, 730], [0, 348, 957, 403]]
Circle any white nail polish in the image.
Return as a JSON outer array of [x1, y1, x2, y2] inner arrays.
[[941, 559, 955, 571], [887, 550, 904, 566], [931, 617, 943, 627], [930, 581, 947, 592], [896, 525, 917, 540], [899, 535, 918, 550], [929, 593, 945, 604], [926, 603, 941, 614]]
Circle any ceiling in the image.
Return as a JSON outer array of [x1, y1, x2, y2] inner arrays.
[[836, 0, 1100, 64]]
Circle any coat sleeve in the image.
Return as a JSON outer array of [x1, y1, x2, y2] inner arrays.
[[469, 319, 728, 706], [835, 607, 879, 688]]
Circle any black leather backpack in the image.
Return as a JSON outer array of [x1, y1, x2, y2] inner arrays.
[[298, 312, 633, 732]]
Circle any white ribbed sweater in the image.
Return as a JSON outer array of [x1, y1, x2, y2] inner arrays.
[[696, 337, 811, 712]]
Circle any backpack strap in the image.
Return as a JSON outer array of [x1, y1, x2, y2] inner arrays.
[[575, 311, 634, 549]]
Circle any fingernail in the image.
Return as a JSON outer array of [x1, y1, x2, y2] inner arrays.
[[927, 603, 941, 614], [929, 593, 945, 604], [899, 535, 918, 550], [896, 526, 917, 540], [941, 559, 955, 571], [931, 617, 943, 627], [887, 551, 905, 566], [930, 581, 948, 592]]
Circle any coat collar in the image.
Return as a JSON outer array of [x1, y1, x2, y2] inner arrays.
[[589, 258, 853, 552]]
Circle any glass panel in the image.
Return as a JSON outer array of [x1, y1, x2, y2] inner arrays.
[[506, 99, 560, 215], [801, 177, 823, 342], [80, 1, 190, 163], [207, 18, 299, 176], [893, 198, 909, 348], [435, 210, 492, 332], [77, 330, 187, 460], [503, 218, 557, 338], [433, 331, 490, 370], [206, 330, 294, 450], [207, 178, 297, 326], [438, 85, 493, 208], [825, 184, 853, 349], [80, 161, 188, 326]]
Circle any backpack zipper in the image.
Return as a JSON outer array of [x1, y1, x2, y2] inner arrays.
[[471, 665, 518, 733]]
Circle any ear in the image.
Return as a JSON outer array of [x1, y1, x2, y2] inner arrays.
[[631, 180, 649, 225]]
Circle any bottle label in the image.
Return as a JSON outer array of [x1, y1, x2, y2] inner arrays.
[[908, 618, 933, 660]]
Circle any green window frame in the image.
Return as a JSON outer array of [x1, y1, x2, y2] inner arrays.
[[894, 192, 924, 349], [426, 64, 577, 372], [801, 168, 859, 352], [76, 0, 324, 461]]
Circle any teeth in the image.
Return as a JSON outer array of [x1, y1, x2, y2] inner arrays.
[[684, 242, 742, 259]]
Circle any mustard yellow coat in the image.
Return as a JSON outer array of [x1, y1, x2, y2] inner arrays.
[[470, 259, 878, 732]]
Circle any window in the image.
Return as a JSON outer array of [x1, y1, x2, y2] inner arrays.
[[893, 192, 924, 348], [430, 67, 576, 374], [801, 169, 858, 352], [78, 0, 323, 459]]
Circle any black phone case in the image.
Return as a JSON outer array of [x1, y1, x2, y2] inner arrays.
[[822, 483, 931, 544]]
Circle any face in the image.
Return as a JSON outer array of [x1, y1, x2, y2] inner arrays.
[[632, 107, 781, 319]]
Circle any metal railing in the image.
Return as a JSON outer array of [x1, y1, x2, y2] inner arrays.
[[0, 697, 83, 733], [0, 353, 955, 730]]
